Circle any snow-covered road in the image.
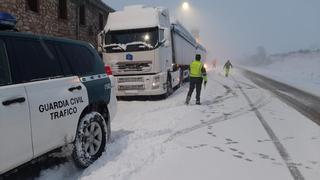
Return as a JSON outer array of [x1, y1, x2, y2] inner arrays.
[[37, 68, 320, 180]]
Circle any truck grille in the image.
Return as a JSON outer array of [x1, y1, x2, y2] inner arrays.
[[118, 77, 144, 83], [113, 61, 152, 73], [118, 84, 145, 91]]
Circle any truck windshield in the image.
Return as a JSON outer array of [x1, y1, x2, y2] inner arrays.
[[105, 27, 159, 53]]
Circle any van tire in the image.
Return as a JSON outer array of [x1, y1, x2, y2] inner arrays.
[[72, 112, 107, 168]]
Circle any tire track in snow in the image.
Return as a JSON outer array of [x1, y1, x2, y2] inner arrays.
[[231, 75, 306, 180], [164, 90, 271, 143]]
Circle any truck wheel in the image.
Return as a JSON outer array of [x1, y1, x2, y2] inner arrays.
[[177, 69, 183, 88], [165, 77, 173, 97], [72, 112, 107, 168]]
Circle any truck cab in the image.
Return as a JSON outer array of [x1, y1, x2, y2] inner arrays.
[[99, 5, 180, 97]]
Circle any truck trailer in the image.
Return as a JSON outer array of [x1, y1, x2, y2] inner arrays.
[[98, 5, 206, 97]]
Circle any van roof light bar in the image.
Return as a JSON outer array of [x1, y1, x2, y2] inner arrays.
[[0, 12, 17, 31]]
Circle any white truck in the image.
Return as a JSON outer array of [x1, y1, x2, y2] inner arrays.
[[98, 5, 206, 97]]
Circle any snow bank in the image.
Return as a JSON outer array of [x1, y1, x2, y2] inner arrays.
[[242, 49, 320, 96]]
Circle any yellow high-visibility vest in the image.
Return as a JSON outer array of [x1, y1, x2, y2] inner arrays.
[[190, 60, 203, 78], [189, 60, 208, 81]]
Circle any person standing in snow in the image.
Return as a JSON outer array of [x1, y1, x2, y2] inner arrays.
[[185, 54, 208, 105], [223, 60, 233, 77]]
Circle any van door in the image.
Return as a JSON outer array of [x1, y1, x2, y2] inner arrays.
[[0, 40, 33, 174], [8, 39, 88, 157]]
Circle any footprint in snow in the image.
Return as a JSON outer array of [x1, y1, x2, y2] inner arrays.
[[233, 155, 243, 159], [311, 136, 319, 140], [226, 141, 239, 145], [199, 144, 208, 147], [260, 155, 269, 159], [229, 148, 238, 152], [187, 144, 208, 150], [309, 161, 318, 165], [257, 139, 272, 143], [213, 146, 225, 152], [282, 137, 294, 141], [254, 153, 269, 159], [238, 152, 245, 155], [245, 158, 253, 162]]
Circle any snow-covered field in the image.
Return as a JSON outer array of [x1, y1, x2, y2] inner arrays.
[[242, 50, 320, 97], [36, 68, 320, 180]]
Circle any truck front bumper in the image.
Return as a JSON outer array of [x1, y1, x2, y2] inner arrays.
[[115, 73, 167, 96]]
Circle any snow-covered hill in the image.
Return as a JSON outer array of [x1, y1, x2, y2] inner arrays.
[[242, 49, 320, 96]]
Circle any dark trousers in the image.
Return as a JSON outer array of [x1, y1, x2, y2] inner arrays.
[[187, 77, 203, 102]]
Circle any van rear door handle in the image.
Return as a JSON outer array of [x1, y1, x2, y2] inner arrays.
[[2, 97, 26, 106], [68, 85, 82, 92]]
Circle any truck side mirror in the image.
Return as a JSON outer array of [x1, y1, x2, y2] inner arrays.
[[163, 28, 171, 47], [163, 39, 170, 47]]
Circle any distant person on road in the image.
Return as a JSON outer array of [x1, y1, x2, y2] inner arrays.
[[212, 59, 217, 69], [223, 60, 233, 77], [185, 54, 208, 105]]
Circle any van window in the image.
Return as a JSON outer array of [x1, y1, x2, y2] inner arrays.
[[11, 39, 64, 82], [58, 43, 104, 76], [0, 40, 12, 86]]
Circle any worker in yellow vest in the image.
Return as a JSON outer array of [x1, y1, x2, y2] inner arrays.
[[185, 54, 208, 105]]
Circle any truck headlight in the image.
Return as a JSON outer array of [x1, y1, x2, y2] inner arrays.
[[153, 75, 160, 83], [152, 76, 160, 89], [152, 83, 160, 89]]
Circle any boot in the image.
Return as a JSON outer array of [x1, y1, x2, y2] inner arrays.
[[196, 100, 201, 105], [185, 96, 191, 105]]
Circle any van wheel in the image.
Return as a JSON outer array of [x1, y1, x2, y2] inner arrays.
[[72, 112, 107, 168]]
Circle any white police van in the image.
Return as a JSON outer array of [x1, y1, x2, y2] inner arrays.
[[0, 12, 117, 175]]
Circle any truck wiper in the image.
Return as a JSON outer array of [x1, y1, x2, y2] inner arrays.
[[125, 42, 154, 49], [104, 44, 125, 51]]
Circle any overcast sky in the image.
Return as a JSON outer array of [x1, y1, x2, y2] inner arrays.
[[103, 0, 320, 60]]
